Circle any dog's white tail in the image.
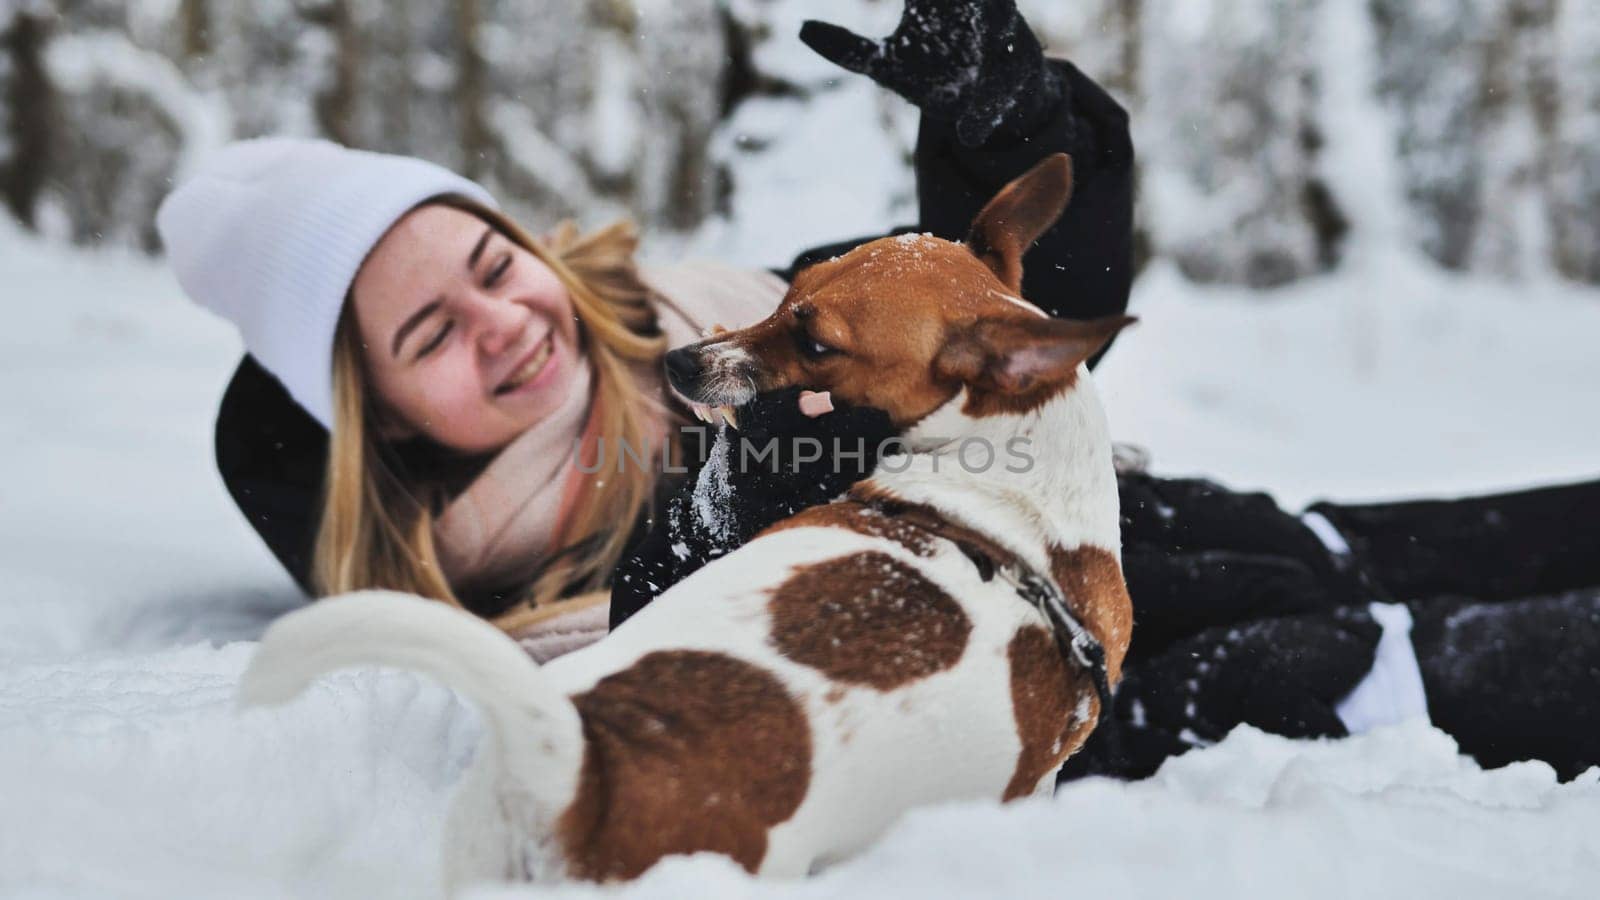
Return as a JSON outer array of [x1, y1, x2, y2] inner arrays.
[[239, 590, 586, 881]]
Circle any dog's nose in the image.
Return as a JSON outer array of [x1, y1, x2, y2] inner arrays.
[[664, 348, 702, 393]]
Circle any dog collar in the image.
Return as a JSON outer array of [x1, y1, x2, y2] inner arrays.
[[848, 491, 1113, 726]]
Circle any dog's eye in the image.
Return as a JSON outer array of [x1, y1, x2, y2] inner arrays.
[[798, 334, 838, 359]]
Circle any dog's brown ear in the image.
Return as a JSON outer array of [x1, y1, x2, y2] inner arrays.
[[965, 154, 1074, 293], [937, 314, 1136, 396]]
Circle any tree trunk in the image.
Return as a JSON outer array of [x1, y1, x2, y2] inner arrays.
[[1, 12, 51, 228]]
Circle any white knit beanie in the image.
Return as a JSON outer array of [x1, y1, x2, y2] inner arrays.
[[156, 137, 498, 428]]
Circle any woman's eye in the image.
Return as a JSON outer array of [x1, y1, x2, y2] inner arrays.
[[417, 320, 454, 359], [484, 253, 512, 288]]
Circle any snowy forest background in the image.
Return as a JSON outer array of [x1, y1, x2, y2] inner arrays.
[[4, 3, 1600, 896], [3, 0, 1599, 287]]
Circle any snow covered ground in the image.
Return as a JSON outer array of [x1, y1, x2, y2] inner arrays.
[[3, 199, 1598, 897], [490, 722, 1600, 900]]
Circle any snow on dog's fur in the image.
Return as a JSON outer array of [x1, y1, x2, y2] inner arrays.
[[239, 154, 1134, 887]]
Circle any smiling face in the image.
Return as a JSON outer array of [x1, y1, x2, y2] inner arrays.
[[349, 203, 583, 454]]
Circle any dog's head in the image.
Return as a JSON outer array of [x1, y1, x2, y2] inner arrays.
[[666, 154, 1134, 430]]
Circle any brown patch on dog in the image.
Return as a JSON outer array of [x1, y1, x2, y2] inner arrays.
[[1046, 544, 1133, 683], [768, 551, 971, 690], [756, 499, 940, 557], [1003, 625, 1100, 800], [560, 651, 811, 881]]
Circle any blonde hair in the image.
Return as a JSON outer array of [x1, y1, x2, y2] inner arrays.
[[312, 200, 673, 616]]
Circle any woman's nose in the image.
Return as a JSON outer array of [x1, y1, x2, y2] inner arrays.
[[471, 291, 527, 357]]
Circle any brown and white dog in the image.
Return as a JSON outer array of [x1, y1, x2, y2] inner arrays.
[[238, 154, 1135, 888]]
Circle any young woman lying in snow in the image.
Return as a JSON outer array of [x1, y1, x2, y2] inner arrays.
[[161, 0, 1600, 784]]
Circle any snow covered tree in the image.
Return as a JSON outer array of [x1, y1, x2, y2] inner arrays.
[[0, 0, 1595, 288], [1370, 0, 1493, 273], [1549, 0, 1600, 283], [472, 0, 725, 233], [630, 0, 725, 229], [33, 7, 227, 251], [1466, 0, 1559, 279], [1021, 0, 1139, 99], [201, 1, 335, 139], [1136, 0, 1336, 287]]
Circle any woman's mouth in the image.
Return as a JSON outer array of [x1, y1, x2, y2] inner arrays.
[[495, 335, 556, 396]]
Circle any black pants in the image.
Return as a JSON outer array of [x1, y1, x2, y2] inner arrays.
[[1062, 475, 1600, 783]]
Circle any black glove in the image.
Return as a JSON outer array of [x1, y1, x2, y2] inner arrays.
[[801, 0, 1064, 148], [610, 388, 898, 629]]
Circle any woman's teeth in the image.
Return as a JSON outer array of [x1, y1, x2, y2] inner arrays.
[[689, 403, 738, 430], [499, 338, 552, 394]]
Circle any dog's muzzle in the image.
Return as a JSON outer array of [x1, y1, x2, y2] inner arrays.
[[664, 344, 757, 407]]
